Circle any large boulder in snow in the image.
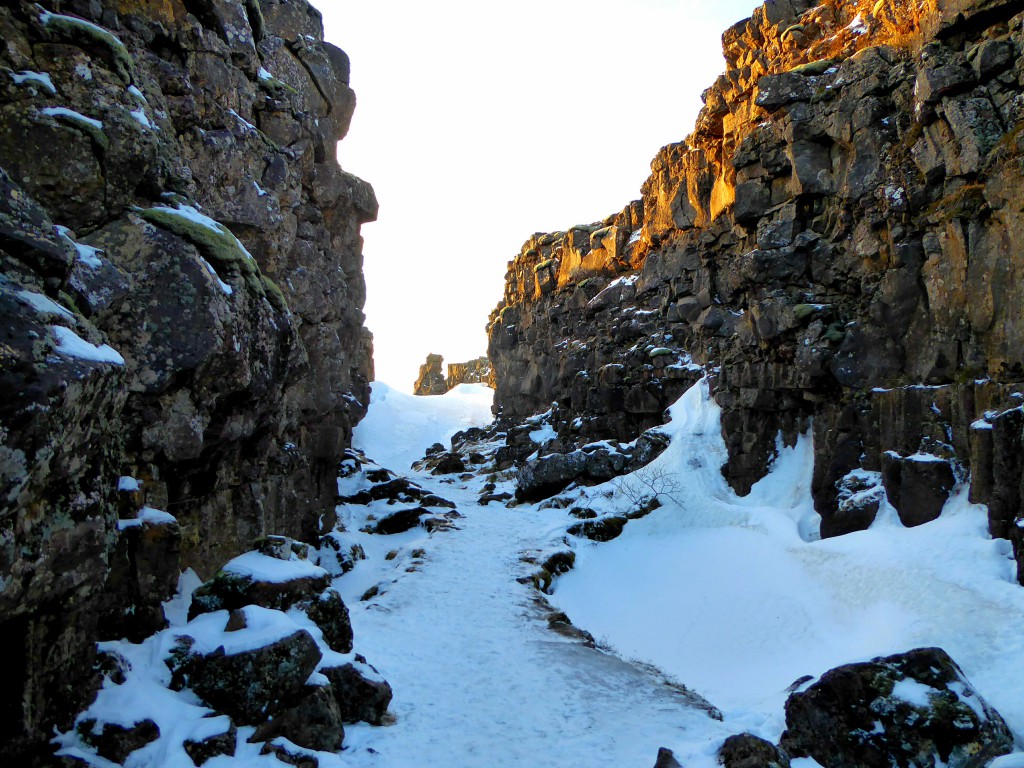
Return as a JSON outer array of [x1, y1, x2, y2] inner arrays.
[[780, 647, 1013, 768], [188, 539, 353, 653], [322, 655, 394, 725], [169, 627, 322, 724], [368, 506, 429, 535], [250, 685, 345, 752], [189, 546, 331, 618], [718, 733, 790, 768]]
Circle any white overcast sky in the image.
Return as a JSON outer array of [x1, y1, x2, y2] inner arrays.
[[321, 0, 762, 390]]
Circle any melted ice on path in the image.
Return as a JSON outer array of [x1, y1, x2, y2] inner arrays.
[[341, 378, 1024, 767]]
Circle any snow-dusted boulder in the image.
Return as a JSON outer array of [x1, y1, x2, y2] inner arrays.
[[780, 647, 1013, 768], [718, 733, 790, 768], [168, 620, 322, 724]]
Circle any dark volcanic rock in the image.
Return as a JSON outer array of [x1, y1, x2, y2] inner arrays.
[[369, 507, 428, 535], [719, 733, 791, 768], [183, 721, 237, 766], [250, 685, 345, 753], [0, 0, 377, 758], [170, 629, 322, 725], [780, 647, 1014, 768], [322, 657, 394, 725], [79, 718, 160, 765]]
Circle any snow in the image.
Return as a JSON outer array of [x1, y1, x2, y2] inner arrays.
[[547, 378, 1024, 751], [258, 67, 273, 80], [198, 256, 233, 295], [56, 225, 104, 268], [117, 476, 141, 492], [51, 325, 125, 365], [10, 70, 56, 93], [41, 106, 103, 130], [130, 108, 153, 129], [57, 374, 1024, 767], [221, 551, 327, 583], [352, 381, 494, 470], [17, 288, 74, 320], [891, 678, 939, 708]]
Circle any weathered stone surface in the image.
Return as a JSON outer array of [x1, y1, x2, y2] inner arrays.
[[183, 721, 237, 766], [249, 685, 345, 752], [78, 718, 160, 765], [719, 733, 791, 768], [413, 353, 447, 396], [413, 353, 492, 395], [171, 629, 322, 724], [780, 648, 1014, 768], [486, 0, 1024, 558], [368, 507, 428, 535], [322, 657, 394, 725], [0, 0, 377, 759]]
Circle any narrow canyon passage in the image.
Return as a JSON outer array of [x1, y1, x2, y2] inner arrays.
[[335, 471, 730, 767]]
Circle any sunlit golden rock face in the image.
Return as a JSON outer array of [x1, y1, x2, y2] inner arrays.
[[487, 0, 1024, 574]]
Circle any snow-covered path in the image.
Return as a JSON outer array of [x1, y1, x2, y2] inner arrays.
[[337, 469, 727, 768], [337, 380, 1024, 768]]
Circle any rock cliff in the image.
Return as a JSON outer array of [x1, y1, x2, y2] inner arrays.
[[413, 353, 492, 395], [487, 0, 1024, 569], [0, 0, 374, 761]]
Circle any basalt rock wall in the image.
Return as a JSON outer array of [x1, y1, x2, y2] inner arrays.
[[0, 0, 374, 760], [488, 0, 1024, 564]]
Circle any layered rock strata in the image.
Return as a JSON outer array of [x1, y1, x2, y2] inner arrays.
[[0, 0, 374, 761], [487, 0, 1024, 570]]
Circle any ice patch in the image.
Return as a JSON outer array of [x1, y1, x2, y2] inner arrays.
[[17, 289, 74, 320], [41, 106, 102, 130], [51, 325, 124, 365], [10, 70, 56, 93]]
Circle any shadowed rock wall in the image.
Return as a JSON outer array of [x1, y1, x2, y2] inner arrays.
[[0, 0, 374, 760]]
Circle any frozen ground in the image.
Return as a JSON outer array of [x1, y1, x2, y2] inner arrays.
[[58, 379, 1024, 767], [343, 378, 1024, 767]]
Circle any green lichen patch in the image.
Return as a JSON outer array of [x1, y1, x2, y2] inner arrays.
[[39, 107, 108, 152], [791, 58, 840, 76], [139, 203, 290, 314], [39, 10, 136, 83]]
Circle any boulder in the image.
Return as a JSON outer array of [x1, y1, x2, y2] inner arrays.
[[250, 685, 345, 753], [780, 647, 1013, 768], [369, 507, 428, 535], [719, 733, 790, 768], [322, 657, 394, 725], [881, 453, 956, 527], [183, 720, 236, 765], [78, 719, 159, 764], [170, 629, 322, 724]]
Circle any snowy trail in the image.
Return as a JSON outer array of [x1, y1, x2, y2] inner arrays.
[[338, 477, 728, 767], [341, 380, 1024, 767]]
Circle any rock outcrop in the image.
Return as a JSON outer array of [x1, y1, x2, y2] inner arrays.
[[781, 647, 1014, 767], [413, 352, 492, 395], [0, 0, 375, 761], [413, 352, 447, 395], [487, 0, 1024, 569]]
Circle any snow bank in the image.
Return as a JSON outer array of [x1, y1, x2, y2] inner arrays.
[[353, 381, 494, 471], [551, 378, 1024, 746]]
